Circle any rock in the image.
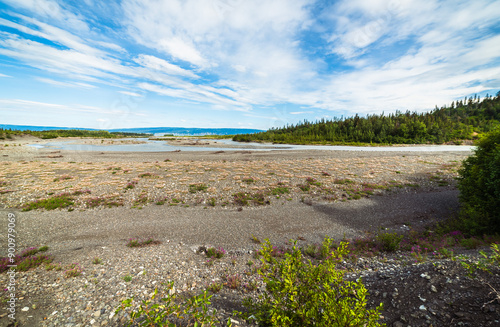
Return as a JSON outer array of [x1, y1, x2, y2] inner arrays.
[[420, 272, 431, 280], [94, 310, 101, 318], [393, 322, 404, 327], [430, 285, 437, 293], [419, 305, 427, 311], [21, 307, 29, 311]]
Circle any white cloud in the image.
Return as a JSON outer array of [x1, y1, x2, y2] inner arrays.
[[2, 0, 89, 32], [96, 41, 127, 53], [118, 91, 143, 97], [36, 77, 96, 89], [290, 111, 313, 115], [157, 37, 208, 68], [133, 54, 199, 79], [0, 73, 12, 77]]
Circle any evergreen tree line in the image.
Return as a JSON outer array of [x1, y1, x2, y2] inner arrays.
[[0, 129, 151, 140], [233, 92, 500, 145]]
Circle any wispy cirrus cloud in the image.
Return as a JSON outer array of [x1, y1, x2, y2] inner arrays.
[[36, 77, 96, 89]]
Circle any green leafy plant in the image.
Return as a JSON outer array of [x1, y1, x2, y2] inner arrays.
[[208, 197, 217, 206], [376, 232, 403, 252], [92, 257, 103, 265], [206, 247, 226, 259], [207, 282, 223, 293], [45, 262, 62, 271], [251, 234, 261, 244], [127, 237, 161, 248], [458, 128, 500, 235], [115, 281, 223, 326], [64, 263, 83, 278], [239, 238, 384, 326], [225, 274, 242, 289], [15, 254, 53, 272]]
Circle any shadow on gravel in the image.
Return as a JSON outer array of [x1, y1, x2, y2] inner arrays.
[[312, 190, 460, 232]]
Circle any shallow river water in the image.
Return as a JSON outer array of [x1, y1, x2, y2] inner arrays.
[[28, 138, 475, 152]]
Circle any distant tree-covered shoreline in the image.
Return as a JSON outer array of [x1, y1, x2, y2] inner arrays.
[[234, 92, 500, 145], [0, 129, 151, 140]]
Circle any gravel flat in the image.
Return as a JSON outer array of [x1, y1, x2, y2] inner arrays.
[[2, 136, 489, 327]]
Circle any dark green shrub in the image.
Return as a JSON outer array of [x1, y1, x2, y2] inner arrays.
[[458, 128, 500, 235], [240, 238, 384, 326], [376, 232, 403, 252]]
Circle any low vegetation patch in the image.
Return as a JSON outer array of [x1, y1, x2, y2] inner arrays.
[[305, 176, 321, 186], [64, 263, 83, 278], [132, 192, 149, 208], [242, 177, 255, 184], [125, 180, 138, 189], [53, 175, 73, 182], [126, 237, 161, 248], [188, 183, 208, 193], [138, 172, 156, 178], [86, 195, 124, 208], [270, 186, 290, 195], [20, 190, 91, 211], [21, 193, 74, 211], [334, 178, 355, 185], [297, 184, 310, 192], [233, 191, 269, 206], [206, 247, 226, 259], [0, 246, 51, 273]]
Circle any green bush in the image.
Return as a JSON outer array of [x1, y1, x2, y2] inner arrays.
[[240, 238, 384, 326], [376, 232, 403, 252], [458, 128, 500, 235], [116, 281, 223, 326]]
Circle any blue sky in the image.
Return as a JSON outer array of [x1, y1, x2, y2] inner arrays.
[[0, 0, 499, 131]]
